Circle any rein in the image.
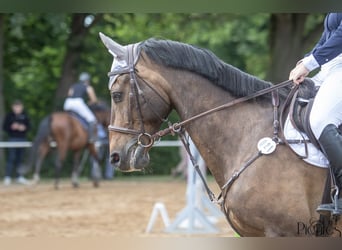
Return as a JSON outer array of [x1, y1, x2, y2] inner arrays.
[[153, 79, 294, 140]]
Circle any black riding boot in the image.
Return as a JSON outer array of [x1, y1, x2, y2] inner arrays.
[[316, 124, 342, 215], [88, 122, 97, 143]]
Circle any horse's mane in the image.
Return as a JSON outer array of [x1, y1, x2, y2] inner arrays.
[[139, 38, 273, 98]]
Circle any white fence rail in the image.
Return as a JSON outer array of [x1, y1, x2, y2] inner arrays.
[[0, 141, 56, 148], [0, 140, 182, 148]]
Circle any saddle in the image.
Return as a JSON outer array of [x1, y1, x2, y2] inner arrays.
[[287, 79, 342, 152], [288, 79, 320, 150]]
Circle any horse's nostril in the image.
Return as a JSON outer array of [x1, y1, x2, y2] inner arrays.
[[111, 152, 120, 164]]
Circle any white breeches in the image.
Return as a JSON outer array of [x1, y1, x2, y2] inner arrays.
[[63, 98, 97, 123], [310, 56, 342, 138]]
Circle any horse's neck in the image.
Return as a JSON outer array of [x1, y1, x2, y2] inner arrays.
[[170, 77, 273, 187]]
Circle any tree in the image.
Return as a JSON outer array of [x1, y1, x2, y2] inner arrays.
[[54, 13, 103, 109], [0, 14, 5, 170], [267, 13, 324, 83]]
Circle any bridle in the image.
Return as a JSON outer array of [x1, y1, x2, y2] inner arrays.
[[107, 44, 170, 148]]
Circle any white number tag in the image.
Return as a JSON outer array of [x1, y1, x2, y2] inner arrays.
[[257, 137, 277, 155]]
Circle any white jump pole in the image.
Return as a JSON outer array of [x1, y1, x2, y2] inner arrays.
[[164, 137, 223, 234], [145, 202, 171, 233]]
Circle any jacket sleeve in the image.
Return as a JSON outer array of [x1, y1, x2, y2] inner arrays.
[[305, 31, 326, 57], [311, 19, 342, 66]]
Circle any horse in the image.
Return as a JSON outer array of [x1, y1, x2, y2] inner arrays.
[[31, 101, 110, 189], [99, 33, 342, 237]]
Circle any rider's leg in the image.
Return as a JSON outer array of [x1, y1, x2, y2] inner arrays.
[[316, 124, 342, 213], [310, 70, 342, 214], [87, 122, 97, 143], [66, 98, 98, 143]]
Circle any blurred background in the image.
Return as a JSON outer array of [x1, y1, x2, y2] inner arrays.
[[0, 13, 325, 178]]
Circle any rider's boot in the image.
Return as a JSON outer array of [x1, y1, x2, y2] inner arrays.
[[88, 122, 98, 143], [316, 124, 342, 215]]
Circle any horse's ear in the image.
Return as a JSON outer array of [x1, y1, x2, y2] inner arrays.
[[99, 32, 125, 59]]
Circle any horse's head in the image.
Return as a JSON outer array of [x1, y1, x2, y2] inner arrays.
[[99, 33, 171, 172]]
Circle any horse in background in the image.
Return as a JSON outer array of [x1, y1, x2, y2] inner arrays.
[[99, 33, 342, 236], [30, 101, 110, 189]]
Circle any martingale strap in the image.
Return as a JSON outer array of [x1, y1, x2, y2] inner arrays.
[[178, 131, 217, 202], [154, 81, 293, 204]]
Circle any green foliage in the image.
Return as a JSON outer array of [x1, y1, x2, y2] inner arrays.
[[3, 13, 69, 138]]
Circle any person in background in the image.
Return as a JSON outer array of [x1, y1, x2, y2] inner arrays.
[[289, 13, 342, 214], [89, 123, 114, 180], [2, 99, 31, 185], [63, 72, 98, 143]]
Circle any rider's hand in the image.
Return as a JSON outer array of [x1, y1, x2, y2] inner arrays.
[[289, 62, 309, 85]]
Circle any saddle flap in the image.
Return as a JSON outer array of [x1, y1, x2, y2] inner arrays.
[[287, 79, 321, 150], [280, 79, 330, 167], [290, 97, 321, 150]]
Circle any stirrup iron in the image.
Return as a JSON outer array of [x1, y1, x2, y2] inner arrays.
[[332, 185, 342, 216]]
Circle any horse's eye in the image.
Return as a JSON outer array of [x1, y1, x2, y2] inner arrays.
[[112, 92, 123, 103]]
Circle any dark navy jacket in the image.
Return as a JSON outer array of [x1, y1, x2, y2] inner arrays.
[[2, 111, 30, 138], [309, 13, 342, 65], [69, 82, 88, 100]]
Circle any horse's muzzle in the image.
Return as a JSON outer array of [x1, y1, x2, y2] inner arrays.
[[110, 140, 150, 171]]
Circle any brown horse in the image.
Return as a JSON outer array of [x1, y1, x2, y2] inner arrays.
[[99, 33, 342, 236], [31, 102, 110, 189]]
